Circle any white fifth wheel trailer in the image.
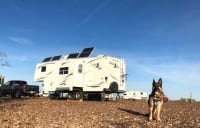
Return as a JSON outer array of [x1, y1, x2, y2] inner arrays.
[[122, 91, 148, 100], [34, 47, 126, 100]]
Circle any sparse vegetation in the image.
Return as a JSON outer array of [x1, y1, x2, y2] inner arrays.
[[179, 97, 196, 103]]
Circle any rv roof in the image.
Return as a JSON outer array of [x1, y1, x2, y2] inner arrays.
[[42, 47, 95, 62]]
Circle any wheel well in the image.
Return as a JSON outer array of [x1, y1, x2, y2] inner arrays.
[[109, 82, 118, 93], [73, 87, 83, 92]]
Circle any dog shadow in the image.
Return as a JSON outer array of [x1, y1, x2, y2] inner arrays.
[[118, 108, 148, 118]]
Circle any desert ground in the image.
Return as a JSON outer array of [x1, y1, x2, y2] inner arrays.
[[0, 97, 200, 128]]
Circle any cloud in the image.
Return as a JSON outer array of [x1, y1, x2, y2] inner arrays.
[[9, 37, 33, 46], [127, 56, 200, 86]]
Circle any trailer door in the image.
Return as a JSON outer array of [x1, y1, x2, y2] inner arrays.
[[74, 64, 84, 87]]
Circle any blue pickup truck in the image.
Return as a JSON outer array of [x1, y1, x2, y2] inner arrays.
[[0, 80, 39, 98]]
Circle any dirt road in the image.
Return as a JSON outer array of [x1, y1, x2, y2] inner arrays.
[[0, 97, 200, 128]]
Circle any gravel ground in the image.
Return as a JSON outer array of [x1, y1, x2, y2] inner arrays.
[[0, 97, 200, 128]]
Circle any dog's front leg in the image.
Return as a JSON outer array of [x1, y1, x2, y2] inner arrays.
[[149, 106, 153, 121], [148, 98, 154, 121], [156, 101, 163, 121]]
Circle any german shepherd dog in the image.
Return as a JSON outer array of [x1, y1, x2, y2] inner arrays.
[[148, 78, 164, 121]]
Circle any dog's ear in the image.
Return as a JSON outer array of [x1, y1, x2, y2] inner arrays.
[[158, 78, 162, 83], [158, 78, 162, 87], [152, 79, 155, 87]]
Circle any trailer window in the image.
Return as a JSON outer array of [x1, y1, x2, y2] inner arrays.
[[78, 64, 83, 73], [59, 67, 68, 75], [41, 66, 46, 72]]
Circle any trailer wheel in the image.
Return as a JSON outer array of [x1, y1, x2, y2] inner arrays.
[[68, 93, 73, 100], [15, 90, 22, 98], [73, 91, 83, 100]]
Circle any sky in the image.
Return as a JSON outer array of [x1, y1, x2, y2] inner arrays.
[[0, 0, 200, 101]]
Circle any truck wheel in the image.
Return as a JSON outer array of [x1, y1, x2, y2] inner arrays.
[[15, 90, 22, 98]]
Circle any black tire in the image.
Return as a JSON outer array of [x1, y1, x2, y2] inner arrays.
[[15, 90, 22, 98], [68, 93, 73, 100], [73, 91, 83, 100]]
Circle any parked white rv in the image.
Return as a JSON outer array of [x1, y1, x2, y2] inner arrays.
[[0, 75, 5, 86], [34, 47, 126, 100], [122, 91, 148, 100]]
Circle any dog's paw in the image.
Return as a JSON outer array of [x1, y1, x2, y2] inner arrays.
[[156, 118, 161, 122], [148, 117, 153, 121]]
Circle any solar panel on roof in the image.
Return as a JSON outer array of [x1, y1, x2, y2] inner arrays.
[[67, 53, 79, 59], [82, 47, 94, 53], [52, 55, 62, 61], [79, 47, 94, 58], [42, 57, 52, 62]]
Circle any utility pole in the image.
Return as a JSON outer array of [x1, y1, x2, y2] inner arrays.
[[189, 92, 192, 103]]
